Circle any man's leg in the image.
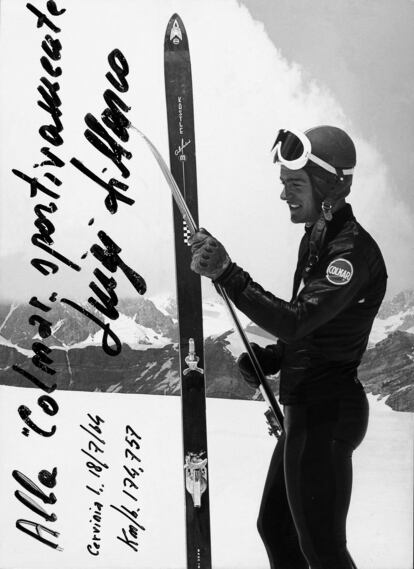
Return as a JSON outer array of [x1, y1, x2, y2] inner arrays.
[[284, 395, 368, 569], [257, 432, 308, 569]]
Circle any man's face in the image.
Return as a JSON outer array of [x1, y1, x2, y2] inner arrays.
[[279, 166, 320, 224]]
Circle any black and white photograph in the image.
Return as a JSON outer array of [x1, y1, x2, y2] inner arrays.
[[0, 1, 412, 568]]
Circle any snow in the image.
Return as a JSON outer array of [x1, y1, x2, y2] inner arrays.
[[200, 298, 275, 357], [221, 329, 276, 358], [349, 395, 413, 568], [69, 314, 173, 351], [202, 299, 251, 339], [368, 312, 405, 345], [0, 334, 32, 357], [0, 387, 411, 569], [155, 370, 179, 394], [150, 297, 414, 354], [51, 319, 65, 335], [0, 303, 18, 334], [149, 293, 176, 317], [209, 394, 413, 569], [2, 296, 412, 357], [369, 308, 414, 346]]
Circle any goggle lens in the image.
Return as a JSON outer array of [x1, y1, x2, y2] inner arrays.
[[272, 130, 305, 163]]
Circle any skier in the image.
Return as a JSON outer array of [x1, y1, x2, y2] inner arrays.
[[189, 125, 387, 569]]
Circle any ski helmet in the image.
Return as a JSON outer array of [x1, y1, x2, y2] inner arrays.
[[303, 125, 356, 211]]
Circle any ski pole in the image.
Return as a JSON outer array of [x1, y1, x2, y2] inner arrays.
[[131, 125, 284, 438], [218, 287, 284, 437]]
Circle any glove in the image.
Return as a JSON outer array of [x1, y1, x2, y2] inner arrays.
[[237, 343, 282, 389], [190, 228, 231, 280]]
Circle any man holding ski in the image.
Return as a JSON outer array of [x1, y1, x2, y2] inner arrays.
[[190, 125, 387, 569]]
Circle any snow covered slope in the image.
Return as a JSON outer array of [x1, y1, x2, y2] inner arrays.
[[0, 387, 411, 569]]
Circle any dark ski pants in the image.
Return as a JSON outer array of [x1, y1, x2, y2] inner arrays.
[[257, 390, 369, 569]]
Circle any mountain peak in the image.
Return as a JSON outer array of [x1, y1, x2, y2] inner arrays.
[[377, 289, 414, 320]]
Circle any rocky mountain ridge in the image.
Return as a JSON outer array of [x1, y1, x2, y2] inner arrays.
[[0, 290, 413, 412]]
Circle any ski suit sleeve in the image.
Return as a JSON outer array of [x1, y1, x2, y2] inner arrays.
[[214, 249, 369, 343]]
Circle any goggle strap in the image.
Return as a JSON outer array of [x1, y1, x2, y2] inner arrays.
[[272, 129, 354, 176], [308, 153, 354, 177]]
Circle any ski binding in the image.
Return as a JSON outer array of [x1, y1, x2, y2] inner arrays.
[[184, 451, 208, 508], [183, 337, 203, 375]]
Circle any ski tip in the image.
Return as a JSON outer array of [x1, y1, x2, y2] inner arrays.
[[165, 13, 187, 47], [168, 12, 182, 23]]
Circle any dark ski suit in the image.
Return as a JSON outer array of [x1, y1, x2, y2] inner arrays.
[[215, 204, 387, 569]]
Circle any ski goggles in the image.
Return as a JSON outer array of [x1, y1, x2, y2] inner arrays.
[[271, 128, 354, 177]]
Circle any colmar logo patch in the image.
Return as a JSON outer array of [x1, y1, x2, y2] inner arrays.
[[326, 258, 353, 286]]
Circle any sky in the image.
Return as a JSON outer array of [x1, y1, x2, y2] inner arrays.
[[0, 0, 413, 304], [241, 0, 414, 211]]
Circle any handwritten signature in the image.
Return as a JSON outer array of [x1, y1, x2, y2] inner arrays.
[[174, 139, 191, 156]]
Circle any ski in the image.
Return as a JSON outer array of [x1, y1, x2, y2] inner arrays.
[[164, 14, 212, 569]]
